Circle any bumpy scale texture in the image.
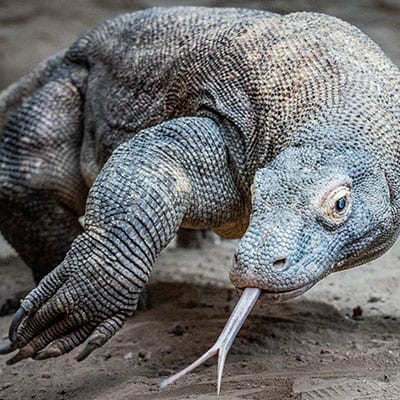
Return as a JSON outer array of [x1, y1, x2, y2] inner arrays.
[[0, 7, 399, 363]]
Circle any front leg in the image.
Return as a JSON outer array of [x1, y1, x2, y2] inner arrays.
[[0, 117, 244, 363]]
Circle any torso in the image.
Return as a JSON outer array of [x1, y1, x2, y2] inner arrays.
[[65, 7, 400, 192]]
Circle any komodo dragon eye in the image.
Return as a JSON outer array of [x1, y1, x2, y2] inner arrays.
[[318, 184, 352, 225], [335, 197, 347, 212]]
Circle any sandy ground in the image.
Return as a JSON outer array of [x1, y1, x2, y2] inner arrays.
[[1, 0, 400, 399]]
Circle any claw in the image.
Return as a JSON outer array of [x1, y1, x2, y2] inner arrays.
[[75, 341, 101, 361], [33, 344, 63, 360], [76, 342, 99, 362], [76, 332, 106, 362], [9, 307, 26, 342], [160, 287, 261, 395], [0, 341, 17, 354], [6, 344, 34, 365]]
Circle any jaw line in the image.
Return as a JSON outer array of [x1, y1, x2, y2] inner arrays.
[[232, 273, 319, 303], [258, 260, 337, 302], [259, 281, 317, 302]]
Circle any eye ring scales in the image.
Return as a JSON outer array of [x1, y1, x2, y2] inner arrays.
[[318, 183, 352, 225]]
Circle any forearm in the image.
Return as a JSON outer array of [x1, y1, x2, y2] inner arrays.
[[82, 128, 192, 287], [84, 116, 242, 274], [1, 116, 242, 363]]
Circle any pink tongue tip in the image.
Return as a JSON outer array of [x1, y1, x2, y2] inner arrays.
[[160, 287, 261, 395]]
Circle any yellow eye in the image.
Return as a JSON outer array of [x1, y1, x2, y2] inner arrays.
[[320, 185, 351, 224]]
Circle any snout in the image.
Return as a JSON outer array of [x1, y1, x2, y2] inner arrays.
[[229, 217, 334, 300], [230, 251, 315, 291], [230, 251, 328, 301]]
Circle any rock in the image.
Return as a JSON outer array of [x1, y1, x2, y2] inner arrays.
[[168, 323, 187, 336], [0, 383, 12, 391], [368, 296, 382, 303], [138, 349, 151, 361], [352, 306, 363, 320]]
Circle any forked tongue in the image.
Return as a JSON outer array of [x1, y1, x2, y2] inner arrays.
[[160, 287, 261, 395]]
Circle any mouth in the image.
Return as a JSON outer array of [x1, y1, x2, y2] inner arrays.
[[232, 275, 319, 303], [256, 281, 317, 302]]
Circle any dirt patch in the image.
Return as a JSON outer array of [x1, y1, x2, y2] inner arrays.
[[2, 240, 400, 399], [1, 1, 400, 399]]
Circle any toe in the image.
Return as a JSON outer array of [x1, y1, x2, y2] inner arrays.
[[5, 312, 90, 364], [76, 314, 125, 361], [6, 344, 35, 365], [8, 307, 27, 342], [16, 293, 71, 346], [33, 323, 95, 361]]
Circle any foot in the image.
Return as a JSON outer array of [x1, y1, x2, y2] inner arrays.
[[0, 232, 141, 364]]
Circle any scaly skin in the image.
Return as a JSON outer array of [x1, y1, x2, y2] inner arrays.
[[0, 6, 399, 365]]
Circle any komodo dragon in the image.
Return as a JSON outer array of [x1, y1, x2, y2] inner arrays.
[[0, 6, 400, 392]]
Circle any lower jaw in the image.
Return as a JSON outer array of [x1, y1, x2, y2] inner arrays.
[[260, 282, 316, 302], [236, 281, 316, 303]]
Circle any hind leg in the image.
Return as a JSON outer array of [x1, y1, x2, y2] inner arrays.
[[0, 196, 84, 283], [0, 196, 83, 315], [0, 64, 88, 284]]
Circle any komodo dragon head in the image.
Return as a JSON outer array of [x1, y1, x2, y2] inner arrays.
[[162, 140, 398, 394], [231, 145, 395, 300]]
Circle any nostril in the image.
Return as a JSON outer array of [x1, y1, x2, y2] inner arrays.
[[233, 253, 239, 265], [272, 257, 287, 270]]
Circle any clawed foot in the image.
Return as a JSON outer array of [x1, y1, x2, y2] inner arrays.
[[0, 235, 140, 364]]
